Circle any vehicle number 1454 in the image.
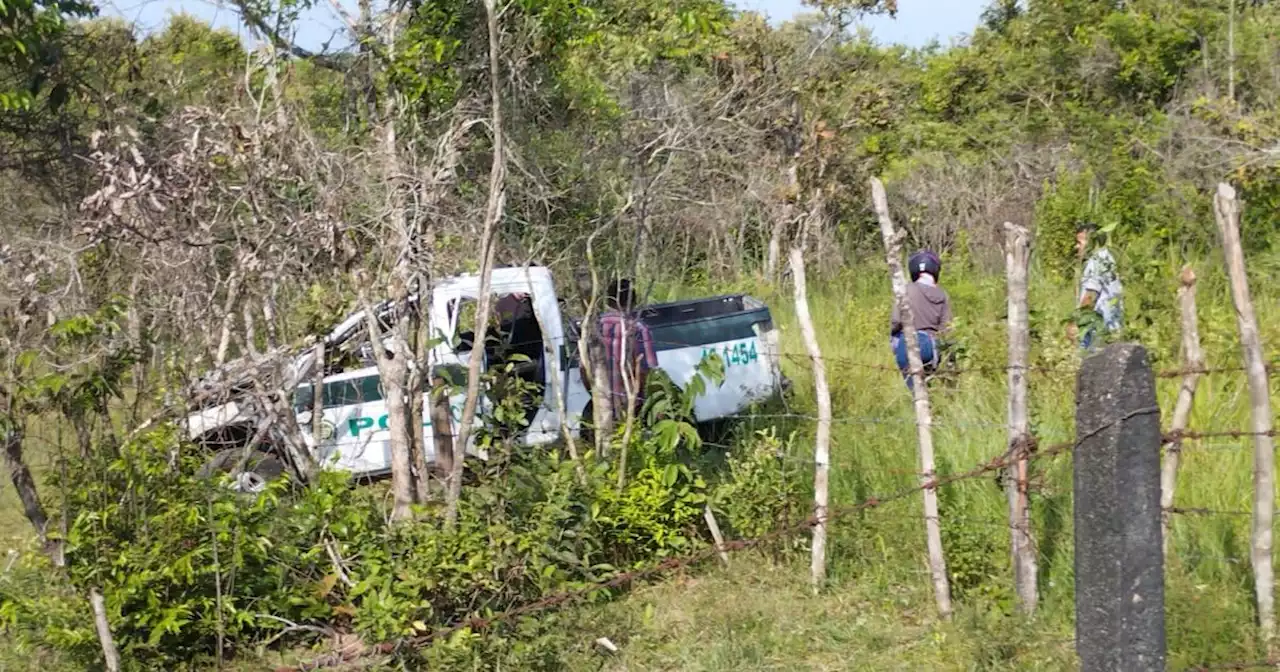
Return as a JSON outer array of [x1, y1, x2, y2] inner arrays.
[[701, 341, 759, 368]]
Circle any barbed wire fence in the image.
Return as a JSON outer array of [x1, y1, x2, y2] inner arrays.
[[264, 336, 1280, 671], [271, 352, 1279, 671], [275, 410, 1084, 671], [258, 186, 1280, 670]]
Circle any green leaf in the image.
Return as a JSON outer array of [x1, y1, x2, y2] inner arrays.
[[662, 464, 678, 488]]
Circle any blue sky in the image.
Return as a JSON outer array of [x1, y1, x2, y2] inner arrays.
[[99, 0, 990, 52], [741, 0, 989, 46]]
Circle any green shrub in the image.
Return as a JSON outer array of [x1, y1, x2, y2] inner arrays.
[[0, 545, 96, 669], [712, 428, 805, 550], [1, 325, 816, 668], [1, 415, 766, 668], [52, 426, 369, 667], [592, 458, 707, 561]]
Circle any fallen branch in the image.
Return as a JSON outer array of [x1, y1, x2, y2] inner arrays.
[[90, 588, 121, 672]]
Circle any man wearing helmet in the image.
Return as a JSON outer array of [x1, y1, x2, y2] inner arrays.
[[890, 250, 952, 389]]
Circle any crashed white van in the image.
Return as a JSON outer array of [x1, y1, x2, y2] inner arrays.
[[185, 267, 785, 489]]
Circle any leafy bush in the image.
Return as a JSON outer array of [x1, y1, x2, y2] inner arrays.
[[1, 329, 811, 669], [940, 507, 1013, 610], [711, 428, 805, 550], [0, 545, 97, 667], [592, 458, 707, 561], [53, 425, 369, 667], [2, 420, 791, 668]]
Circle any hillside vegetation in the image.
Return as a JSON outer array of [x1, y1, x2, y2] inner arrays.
[[2, 0, 1280, 669]]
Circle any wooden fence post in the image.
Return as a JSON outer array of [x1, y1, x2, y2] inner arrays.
[[870, 177, 952, 619], [1074, 344, 1165, 672], [790, 247, 832, 592], [704, 505, 730, 567], [1213, 182, 1276, 647], [1004, 222, 1038, 614], [1159, 266, 1204, 559]]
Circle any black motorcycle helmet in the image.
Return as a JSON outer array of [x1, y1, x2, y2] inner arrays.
[[908, 250, 942, 282]]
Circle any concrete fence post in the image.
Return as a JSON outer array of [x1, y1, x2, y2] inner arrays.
[[1074, 343, 1165, 672]]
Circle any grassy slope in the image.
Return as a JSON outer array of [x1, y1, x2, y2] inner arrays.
[[3, 253, 1278, 670], [567, 255, 1280, 670]]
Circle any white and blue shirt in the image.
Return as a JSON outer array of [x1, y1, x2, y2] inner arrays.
[[1080, 248, 1123, 332]]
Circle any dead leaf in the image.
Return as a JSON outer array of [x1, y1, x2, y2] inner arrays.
[[315, 573, 339, 599], [332, 603, 357, 618]]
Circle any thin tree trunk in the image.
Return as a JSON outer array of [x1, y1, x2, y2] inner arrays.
[[1161, 266, 1204, 559], [209, 500, 225, 669], [549, 332, 589, 485], [704, 504, 729, 566], [408, 305, 431, 504], [268, 386, 319, 484], [800, 186, 823, 255], [71, 410, 93, 459], [430, 377, 455, 492], [616, 323, 641, 490], [583, 232, 613, 454], [790, 247, 831, 593], [242, 302, 260, 358], [445, 0, 505, 529], [521, 268, 587, 486], [382, 365, 414, 521], [213, 268, 242, 367], [90, 588, 121, 672], [1003, 222, 1037, 614], [311, 342, 326, 448], [1214, 182, 1274, 646], [587, 335, 613, 453], [359, 293, 414, 522], [127, 277, 148, 426], [357, 8, 421, 519], [766, 162, 798, 280], [1229, 0, 1237, 104], [766, 98, 802, 280], [2, 421, 56, 560], [871, 177, 953, 619], [2, 389, 61, 564], [263, 279, 280, 348]]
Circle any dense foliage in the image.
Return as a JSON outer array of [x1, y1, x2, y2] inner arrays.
[[4, 0, 1280, 668]]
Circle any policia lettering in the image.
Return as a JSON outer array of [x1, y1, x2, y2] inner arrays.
[[347, 407, 463, 436]]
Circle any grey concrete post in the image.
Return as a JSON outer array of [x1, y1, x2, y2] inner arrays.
[[1074, 343, 1165, 671]]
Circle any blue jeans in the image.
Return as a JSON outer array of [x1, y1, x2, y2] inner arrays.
[[1080, 327, 1096, 352], [1080, 325, 1120, 352], [891, 331, 938, 390]]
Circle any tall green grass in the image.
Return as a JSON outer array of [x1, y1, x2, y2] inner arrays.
[[609, 253, 1280, 669]]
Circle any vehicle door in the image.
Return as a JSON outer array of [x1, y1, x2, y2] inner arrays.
[[427, 291, 492, 460], [517, 271, 569, 445]]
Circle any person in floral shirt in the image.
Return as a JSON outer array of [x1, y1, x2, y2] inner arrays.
[[1071, 221, 1123, 350]]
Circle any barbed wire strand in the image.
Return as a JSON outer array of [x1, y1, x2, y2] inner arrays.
[[1165, 429, 1280, 441], [474, 329, 1268, 381], [1165, 506, 1280, 518], [1189, 658, 1280, 671]]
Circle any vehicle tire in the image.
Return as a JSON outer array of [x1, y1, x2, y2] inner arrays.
[[199, 448, 287, 494], [580, 402, 596, 449], [779, 373, 795, 397]]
